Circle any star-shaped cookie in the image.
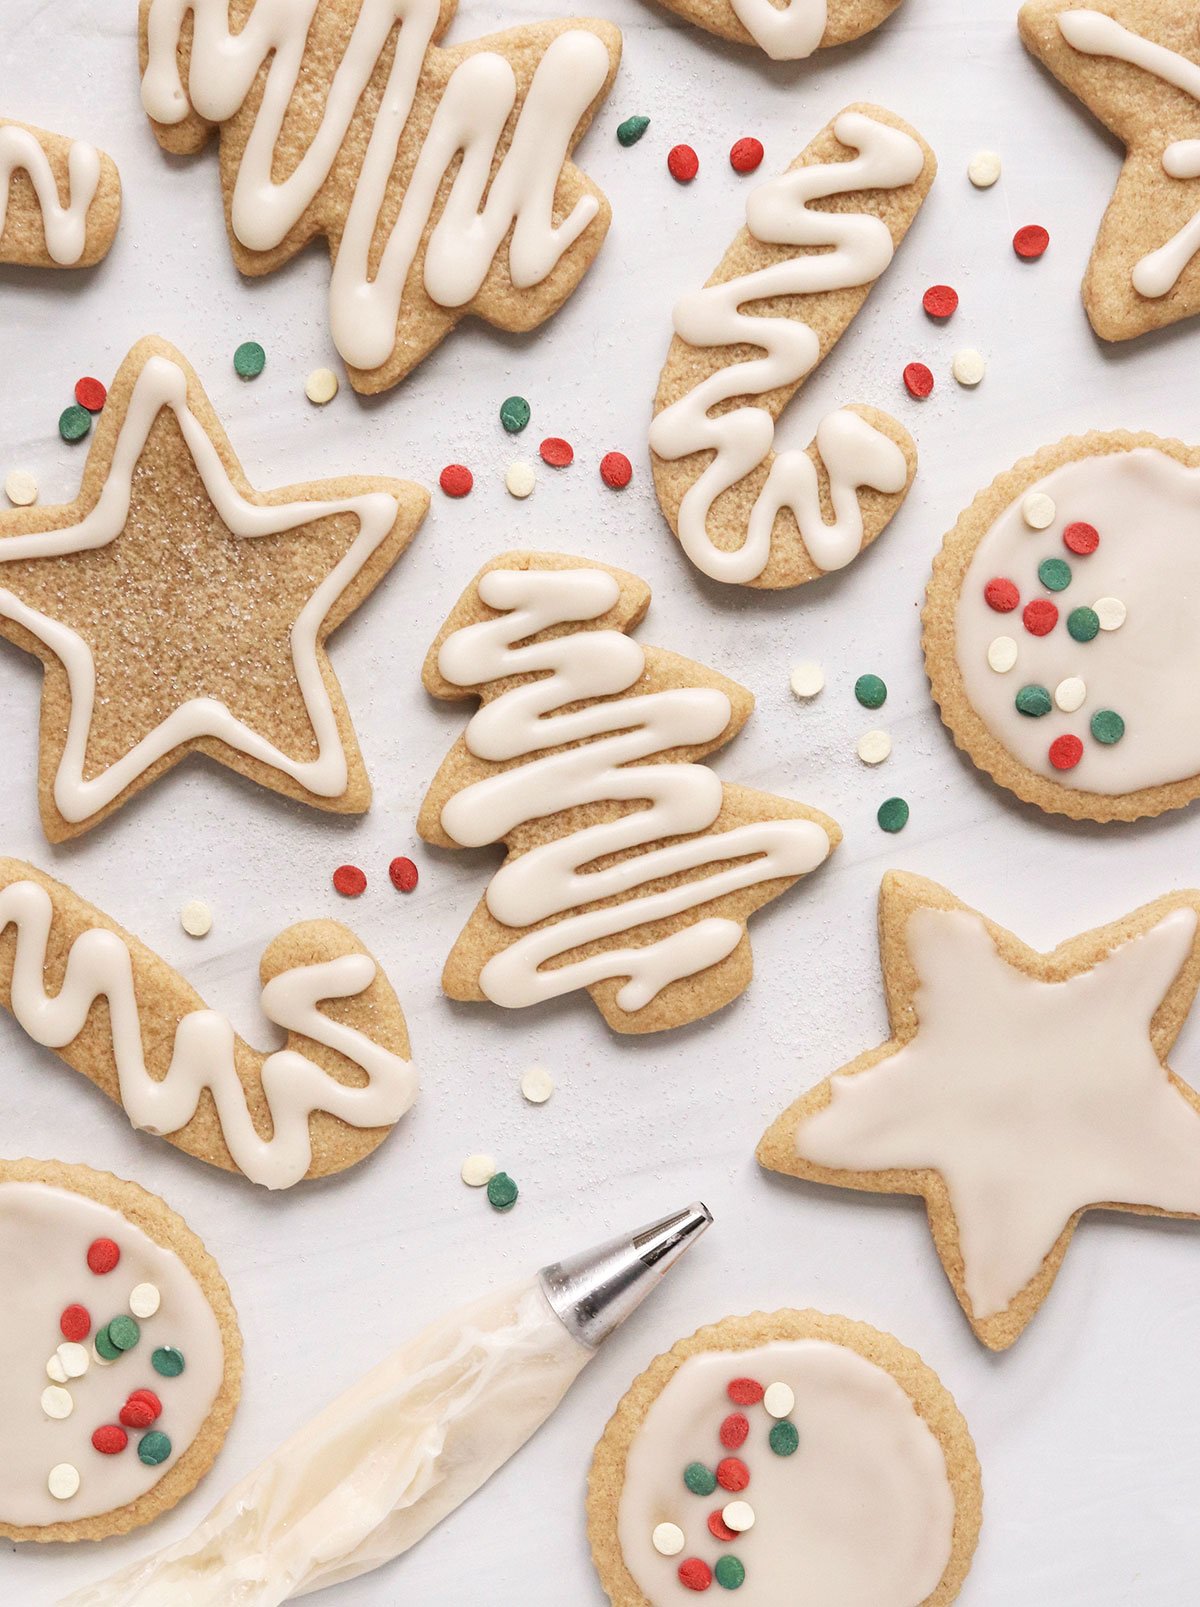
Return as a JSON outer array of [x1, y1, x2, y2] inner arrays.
[[758, 872, 1200, 1348], [0, 336, 427, 840], [1020, 1, 1200, 340]]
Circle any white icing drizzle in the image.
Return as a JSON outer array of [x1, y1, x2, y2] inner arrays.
[[0, 125, 101, 265], [140, 0, 611, 372], [728, 0, 826, 61], [434, 566, 832, 1013], [0, 352, 403, 823], [0, 878, 417, 1190], [1058, 9, 1200, 297], [649, 110, 925, 586]]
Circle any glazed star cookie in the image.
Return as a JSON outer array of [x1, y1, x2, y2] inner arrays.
[[1020, 2, 1200, 341], [650, 106, 935, 590], [138, 0, 620, 394], [0, 336, 426, 840], [0, 1158, 240, 1542], [649, 0, 903, 63], [923, 430, 1200, 821], [758, 874, 1200, 1349], [0, 858, 417, 1189], [587, 1309, 981, 1604], [0, 119, 120, 268], [418, 553, 840, 1033]]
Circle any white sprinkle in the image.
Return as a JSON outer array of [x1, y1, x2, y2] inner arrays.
[[4, 468, 38, 506], [461, 1153, 497, 1187], [1055, 676, 1087, 712], [46, 1353, 68, 1383], [305, 367, 340, 405], [91, 1341, 114, 1368], [722, 1500, 756, 1532], [130, 1283, 161, 1319], [1022, 491, 1056, 530], [952, 348, 986, 387], [652, 1522, 686, 1556], [505, 461, 536, 499], [968, 150, 1002, 188], [987, 635, 1018, 673], [763, 1381, 795, 1418], [57, 1342, 90, 1379], [856, 729, 892, 766], [41, 1385, 74, 1420], [180, 899, 213, 938], [1095, 596, 1126, 631], [47, 1463, 80, 1501], [789, 660, 824, 699], [520, 1064, 555, 1104]]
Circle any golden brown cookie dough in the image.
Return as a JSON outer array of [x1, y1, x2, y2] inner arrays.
[[650, 0, 903, 62], [0, 118, 120, 268]]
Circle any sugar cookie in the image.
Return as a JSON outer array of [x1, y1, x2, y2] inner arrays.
[[0, 119, 120, 268], [648, 0, 904, 63]]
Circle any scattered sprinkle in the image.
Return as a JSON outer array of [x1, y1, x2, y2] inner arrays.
[[540, 436, 573, 468], [120, 1395, 159, 1429], [487, 1171, 519, 1211], [716, 1457, 749, 1493], [856, 729, 891, 766], [92, 1424, 128, 1455], [107, 1315, 140, 1352], [4, 468, 38, 506], [1023, 598, 1058, 636], [137, 1430, 172, 1466], [332, 864, 367, 897], [94, 1326, 121, 1362], [59, 404, 91, 443], [653, 1522, 686, 1556], [60, 1304, 91, 1343], [1054, 676, 1087, 713], [1063, 520, 1099, 555], [129, 1283, 161, 1320], [679, 1559, 713, 1592], [180, 899, 213, 938], [877, 796, 910, 834], [461, 1154, 497, 1187], [1016, 683, 1052, 717], [708, 1509, 738, 1542], [505, 461, 536, 499], [952, 348, 986, 387], [234, 341, 266, 379], [1013, 224, 1050, 260], [48, 1463, 80, 1501], [1067, 605, 1100, 642], [1091, 708, 1125, 744], [768, 1419, 800, 1456], [389, 856, 419, 892], [729, 137, 764, 174], [1094, 596, 1126, 631], [520, 1063, 555, 1103], [46, 1353, 68, 1383], [789, 660, 824, 698], [684, 1461, 718, 1495], [91, 1341, 113, 1368], [1022, 490, 1056, 529], [968, 150, 1002, 188], [305, 367, 339, 405], [721, 1500, 755, 1533], [854, 673, 887, 710], [57, 1343, 89, 1379], [903, 361, 934, 399], [1049, 733, 1083, 771], [617, 115, 650, 148], [715, 1555, 747, 1590], [500, 396, 531, 434], [1038, 557, 1071, 591], [87, 1238, 120, 1275], [922, 284, 958, 319], [984, 577, 1019, 613], [439, 463, 473, 498], [41, 1385, 74, 1420], [668, 144, 699, 183], [719, 1413, 750, 1449], [75, 376, 107, 413], [763, 1381, 795, 1418], [726, 1378, 763, 1406], [152, 1346, 185, 1378], [600, 451, 632, 489], [987, 635, 1018, 673]]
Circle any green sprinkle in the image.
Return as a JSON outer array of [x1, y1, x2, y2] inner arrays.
[[94, 1325, 120, 1361], [486, 1171, 518, 1211], [107, 1315, 140, 1351], [684, 1461, 717, 1496], [1037, 557, 1071, 592], [769, 1420, 799, 1456], [59, 404, 91, 443], [854, 673, 887, 710], [137, 1431, 172, 1466], [715, 1556, 746, 1590], [1015, 683, 1052, 718], [499, 396, 530, 434], [152, 1345, 185, 1378], [1067, 606, 1100, 642], [233, 340, 266, 379], [1091, 709, 1125, 745], [876, 797, 909, 834], [617, 115, 650, 148]]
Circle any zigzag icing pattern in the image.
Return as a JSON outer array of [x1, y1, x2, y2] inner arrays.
[[0, 123, 103, 265]]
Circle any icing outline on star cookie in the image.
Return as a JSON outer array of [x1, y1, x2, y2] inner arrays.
[[0, 120, 121, 268]]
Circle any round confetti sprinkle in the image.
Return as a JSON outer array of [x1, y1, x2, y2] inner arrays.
[[5, 468, 38, 505], [138, 1430, 172, 1466], [856, 729, 891, 766], [769, 1419, 800, 1456], [57, 1342, 90, 1379], [152, 1346, 185, 1378], [922, 284, 958, 319], [952, 348, 986, 387], [60, 1304, 91, 1343], [92, 1424, 128, 1455], [729, 137, 764, 174], [1023, 599, 1058, 636], [678, 1559, 713, 1592], [1037, 557, 1071, 591], [487, 1171, 518, 1211], [332, 864, 367, 897], [762, 1381, 795, 1419], [540, 436, 573, 468], [461, 1153, 497, 1187], [1094, 596, 1126, 631], [180, 899, 213, 938], [721, 1501, 754, 1533], [987, 635, 1018, 673], [1063, 520, 1099, 555], [234, 341, 266, 379], [305, 367, 339, 405], [726, 1378, 763, 1406], [127, 1388, 163, 1416], [520, 1063, 555, 1103], [129, 1283, 161, 1319], [708, 1509, 738, 1542], [41, 1385, 74, 1419], [439, 463, 473, 498], [107, 1315, 140, 1352], [120, 1396, 159, 1430], [877, 797, 909, 834], [1054, 676, 1087, 713], [617, 115, 650, 148], [500, 396, 531, 434], [967, 150, 1002, 189], [47, 1353, 68, 1383], [903, 362, 934, 398], [1049, 733, 1084, 771], [87, 1238, 120, 1275], [600, 451, 632, 489], [505, 461, 536, 499], [75, 377, 107, 413], [94, 1327, 121, 1362], [684, 1461, 718, 1496], [1091, 709, 1125, 744], [1022, 491, 1056, 529], [389, 855, 419, 892], [1067, 606, 1100, 642], [854, 673, 887, 710], [668, 144, 699, 183], [1013, 224, 1050, 259], [59, 404, 91, 443], [1015, 684, 1052, 717], [48, 1463, 80, 1501], [984, 577, 1019, 613], [719, 1413, 750, 1450], [91, 1342, 114, 1368], [715, 1556, 746, 1591], [716, 1458, 749, 1493], [653, 1522, 685, 1556], [789, 660, 824, 698]]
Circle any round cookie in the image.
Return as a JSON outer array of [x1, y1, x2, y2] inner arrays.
[[0, 1159, 241, 1542], [587, 1310, 981, 1604]]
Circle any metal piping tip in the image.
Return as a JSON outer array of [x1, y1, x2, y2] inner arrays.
[[538, 1201, 713, 1350]]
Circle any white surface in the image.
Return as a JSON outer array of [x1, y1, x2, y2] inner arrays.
[[1, 0, 1198, 1602]]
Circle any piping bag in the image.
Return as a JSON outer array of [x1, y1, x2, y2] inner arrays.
[[62, 1201, 712, 1607]]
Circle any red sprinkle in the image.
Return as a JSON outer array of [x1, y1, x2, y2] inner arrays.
[[984, 577, 1019, 613], [75, 377, 107, 413], [332, 864, 367, 897], [1049, 734, 1084, 771], [716, 1457, 750, 1492], [119, 1396, 159, 1429], [439, 464, 473, 498], [729, 137, 764, 174], [1013, 224, 1050, 260], [922, 284, 959, 319], [708, 1509, 738, 1542], [668, 144, 699, 184], [87, 1238, 120, 1275], [92, 1424, 128, 1456], [600, 451, 632, 489], [388, 855, 419, 893], [1063, 520, 1099, 555], [903, 361, 934, 399], [1023, 598, 1058, 636], [726, 1377, 763, 1406], [126, 1389, 163, 1416], [719, 1412, 750, 1449], [678, 1558, 713, 1592], [539, 436, 574, 468], [60, 1304, 91, 1342]]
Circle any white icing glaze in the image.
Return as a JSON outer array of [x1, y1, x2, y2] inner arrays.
[[954, 447, 1200, 794], [0, 878, 416, 1190], [796, 904, 1200, 1319], [435, 566, 832, 1012], [649, 111, 924, 585], [0, 1182, 225, 1528], [0, 351, 403, 821], [727, 0, 826, 61], [1058, 9, 1200, 297], [140, 0, 610, 371], [616, 1339, 955, 1605], [0, 126, 100, 265]]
